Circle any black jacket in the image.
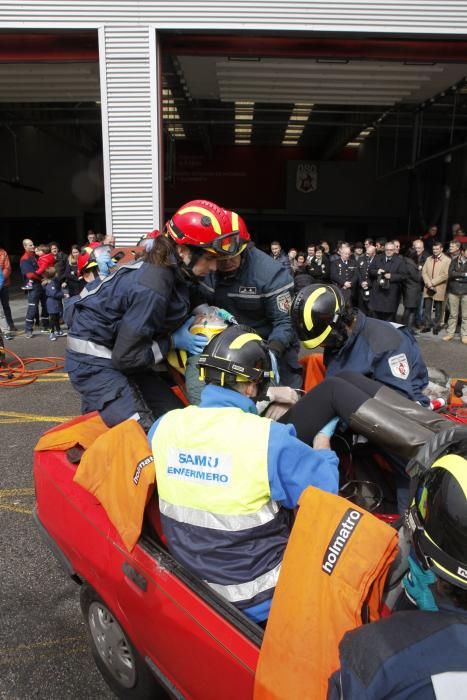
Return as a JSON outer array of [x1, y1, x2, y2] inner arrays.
[[402, 257, 423, 308], [308, 256, 330, 282], [447, 255, 467, 295], [368, 254, 405, 313]]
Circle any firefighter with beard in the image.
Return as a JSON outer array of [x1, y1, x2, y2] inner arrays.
[[199, 212, 302, 388]]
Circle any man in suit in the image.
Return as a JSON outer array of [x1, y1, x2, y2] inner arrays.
[[368, 240, 405, 321]]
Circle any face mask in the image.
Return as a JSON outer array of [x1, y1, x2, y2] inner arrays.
[[402, 555, 439, 611]]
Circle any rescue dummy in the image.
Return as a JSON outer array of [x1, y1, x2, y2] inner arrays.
[[254, 486, 398, 700]]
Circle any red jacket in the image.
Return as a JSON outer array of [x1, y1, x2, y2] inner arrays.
[[36, 253, 56, 277], [0, 248, 11, 287]]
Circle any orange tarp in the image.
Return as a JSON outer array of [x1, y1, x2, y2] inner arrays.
[[254, 487, 398, 700], [74, 419, 156, 551], [300, 354, 326, 392], [34, 412, 109, 452]]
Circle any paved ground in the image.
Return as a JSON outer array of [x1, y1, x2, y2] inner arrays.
[[0, 290, 465, 699]]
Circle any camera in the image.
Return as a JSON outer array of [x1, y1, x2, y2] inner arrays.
[[378, 272, 389, 290]]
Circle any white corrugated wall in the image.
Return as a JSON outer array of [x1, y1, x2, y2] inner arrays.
[[98, 26, 159, 245], [2, 1, 467, 242]]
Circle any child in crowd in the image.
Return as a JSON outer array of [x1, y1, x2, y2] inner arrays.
[[43, 266, 67, 341], [22, 244, 56, 291]]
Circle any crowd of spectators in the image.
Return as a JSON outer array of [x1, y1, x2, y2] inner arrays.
[[0, 224, 466, 344], [0, 229, 111, 340], [276, 223, 467, 344]]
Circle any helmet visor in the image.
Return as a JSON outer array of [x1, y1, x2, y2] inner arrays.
[[204, 231, 242, 257]]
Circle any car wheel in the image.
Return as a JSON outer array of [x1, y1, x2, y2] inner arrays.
[[80, 585, 167, 699]]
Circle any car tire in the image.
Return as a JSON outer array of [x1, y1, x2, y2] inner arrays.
[[80, 584, 167, 699]]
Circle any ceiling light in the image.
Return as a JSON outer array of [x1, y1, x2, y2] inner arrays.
[[347, 142, 361, 147], [282, 140, 298, 145], [235, 139, 251, 144]]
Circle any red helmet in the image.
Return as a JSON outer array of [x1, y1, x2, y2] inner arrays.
[[166, 200, 242, 257], [227, 210, 250, 253], [137, 229, 161, 251], [77, 247, 98, 276]]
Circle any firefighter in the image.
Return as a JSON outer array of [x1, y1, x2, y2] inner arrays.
[[64, 199, 242, 431], [198, 212, 302, 388], [329, 428, 467, 699], [291, 283, 430, 406], [148, 325, 339, 623]]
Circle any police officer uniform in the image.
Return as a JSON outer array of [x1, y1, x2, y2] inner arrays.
[[65, 260, 190, 429], [330, 256, 358, 302], [200, 244, 302, 387], [357, 253, 375, 315]]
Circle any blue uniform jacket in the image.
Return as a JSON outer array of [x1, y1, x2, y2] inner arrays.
[[64, 260, 190, 374], [19, 252, 40, 284], [44, 278, 64, 315], [200, 244, 295, 355], [324, 311, 429, 405], [148, 384, 339, 622], [329, 608, 467, 699]]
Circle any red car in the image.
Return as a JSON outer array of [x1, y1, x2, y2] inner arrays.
[[34, 415, 263, 700], [34, 414, 400, 699]]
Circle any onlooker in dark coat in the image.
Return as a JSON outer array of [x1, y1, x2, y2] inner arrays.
[[401, 250, 422, 333], [43, 266, 67, 340], [368, 241, 405, 321], [50, 242, 68, 282], [293, 253, 313, 292], [357, 241, 376, 315], [444, 243, 467, 343], [0, 243, 15, 331], [308, 246, 330, 283], [270, 241, 291, 272], [64, 244, 85, 297], [330, 242, 358, 302]]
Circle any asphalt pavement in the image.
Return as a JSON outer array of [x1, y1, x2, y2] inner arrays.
[[0, 290, 465, 699]]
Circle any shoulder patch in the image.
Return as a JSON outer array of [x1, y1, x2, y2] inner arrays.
[[388, 353, 410, 379], [277, 291, 292, 312]]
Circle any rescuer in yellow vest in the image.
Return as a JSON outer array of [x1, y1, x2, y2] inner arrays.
[[148, 324, 340, 623]]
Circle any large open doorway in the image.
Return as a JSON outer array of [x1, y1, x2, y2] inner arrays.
[[0, 31, 103, 258], [160, 34, 467, 251]]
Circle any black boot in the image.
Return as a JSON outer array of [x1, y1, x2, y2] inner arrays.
[[349, 398, 434, 461], [373, 385, 450, 433]]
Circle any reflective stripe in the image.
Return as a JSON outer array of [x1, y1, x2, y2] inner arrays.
[[67, 336, 112, 359], [159, 498, 279, 532], [206, 563, 281, 603], [227, 282, 293, 300], [151, 341, 163, 364]]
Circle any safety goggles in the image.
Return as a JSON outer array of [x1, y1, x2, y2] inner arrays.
[[200, 231, 242, 257]]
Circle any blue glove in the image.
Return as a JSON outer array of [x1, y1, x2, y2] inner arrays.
[[318, 416, 340, 438], [171, 317, 209, 355], [268, 350, 280, 384]]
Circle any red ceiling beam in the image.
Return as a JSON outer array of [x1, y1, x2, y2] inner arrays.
[[0, 32, 98, 62], [161, 34, 467, 62]]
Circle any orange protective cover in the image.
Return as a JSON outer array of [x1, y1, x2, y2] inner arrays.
[[73, 419, 156, 551], [254, 487, 398, 700]]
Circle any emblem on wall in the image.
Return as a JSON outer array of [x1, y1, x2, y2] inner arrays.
[[296, 163, 318, 193]]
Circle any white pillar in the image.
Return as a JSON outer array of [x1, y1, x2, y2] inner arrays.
[[98, 25, 161, 246]]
